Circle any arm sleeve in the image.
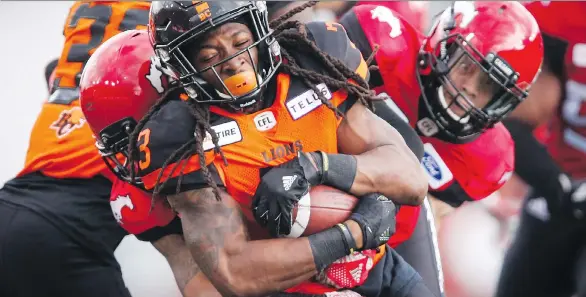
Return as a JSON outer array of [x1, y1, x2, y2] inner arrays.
[[138, 100, 224, 195]]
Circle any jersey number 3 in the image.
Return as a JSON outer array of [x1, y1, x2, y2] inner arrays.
[[138, 129, 151, 170]]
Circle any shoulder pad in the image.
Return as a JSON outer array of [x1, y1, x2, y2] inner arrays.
[[137, 100, 223, 193], [304, 21, 368, 81], [422, 123, 514, 200]]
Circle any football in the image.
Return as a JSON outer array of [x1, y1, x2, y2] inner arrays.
[[286, 185, 359, 238]]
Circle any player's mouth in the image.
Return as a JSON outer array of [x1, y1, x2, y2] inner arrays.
[[438, 85, 471, 124]]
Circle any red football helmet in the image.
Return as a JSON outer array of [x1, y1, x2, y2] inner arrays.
[[80, 29, 171, 185], [418, 1, 543, 143], [357, 1, 429, 33]]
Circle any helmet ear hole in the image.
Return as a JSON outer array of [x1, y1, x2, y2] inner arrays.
[[418, 52, 429, 69]]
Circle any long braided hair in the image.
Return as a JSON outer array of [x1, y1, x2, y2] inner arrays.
[[128, 1, 380, 201]]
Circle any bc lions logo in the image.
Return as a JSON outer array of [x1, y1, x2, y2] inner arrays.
[[422, 151, 442, 181], [50, 106, 86, 138], [110, 194, 134, 224]]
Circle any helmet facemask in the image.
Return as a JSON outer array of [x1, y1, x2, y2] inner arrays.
[[418, 33, 528, 142], [96, 117, 145, 188], [154, 2, 281, 109]]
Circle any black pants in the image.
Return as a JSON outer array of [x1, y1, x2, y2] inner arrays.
[[0, 173, 129, 297], [395, 200, 444, 297], [352, 245, 438, 297], [495, 194, 586, 297]]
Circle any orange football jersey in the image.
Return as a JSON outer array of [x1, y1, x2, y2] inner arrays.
[[136, 22, 383, 294], [18, 2, 150, 181]]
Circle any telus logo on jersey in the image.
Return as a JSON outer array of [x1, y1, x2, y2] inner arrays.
[[421, 143, 454, 190], [261, 140, 303, 163], [197, 121, 243, 151], [254, 111, 277, 131], [287, 83, 332, 120]]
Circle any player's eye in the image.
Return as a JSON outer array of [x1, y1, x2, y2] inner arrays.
[[457, 59, 475, 74], [235, 39, 251, 48], [198, 51, 218, 63]]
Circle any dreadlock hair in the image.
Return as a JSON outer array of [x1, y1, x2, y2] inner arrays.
[[128, 1, 381, 202]]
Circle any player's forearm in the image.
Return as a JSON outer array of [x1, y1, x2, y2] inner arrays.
[[351, 144, 428, 205], [181, 215, 317, 296], [334, 104, 428, 205], [168, 188, 319, 296], [217, 238, 316, 296], [152, 234, 219, 296]]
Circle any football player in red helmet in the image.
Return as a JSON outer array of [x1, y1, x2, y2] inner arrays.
[[81, 29, 223, 297], [339, 2, 542, 296], [82, 1, 439, 296], [495, 2, 586, 297]]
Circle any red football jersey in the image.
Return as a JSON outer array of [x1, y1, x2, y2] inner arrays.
[[546, 41, 586, 179], [356, 1, 429, 33], [524, 2, 586, 179], [348, 4, 515, 246], [523, 1, 586, 44]]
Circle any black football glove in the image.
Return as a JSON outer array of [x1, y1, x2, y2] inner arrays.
[[252, 152, 323, 237], [350, 193, 397, 250]]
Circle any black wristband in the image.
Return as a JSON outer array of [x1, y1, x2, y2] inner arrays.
[[310, 152, 357, 192], [308, 225, 351, 271], [337, 223, 357, 253]]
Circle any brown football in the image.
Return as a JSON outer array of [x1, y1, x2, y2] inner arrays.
[[286, 185, 358, 238]]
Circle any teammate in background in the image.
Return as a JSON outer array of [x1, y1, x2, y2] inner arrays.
[[496, 2, 586, 297], [82, 1, 434, 296], [339, 2, 543, 296], [29, 4, 226, 296], [44, 58, 58, 92], [0, 3, 151, 297]]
